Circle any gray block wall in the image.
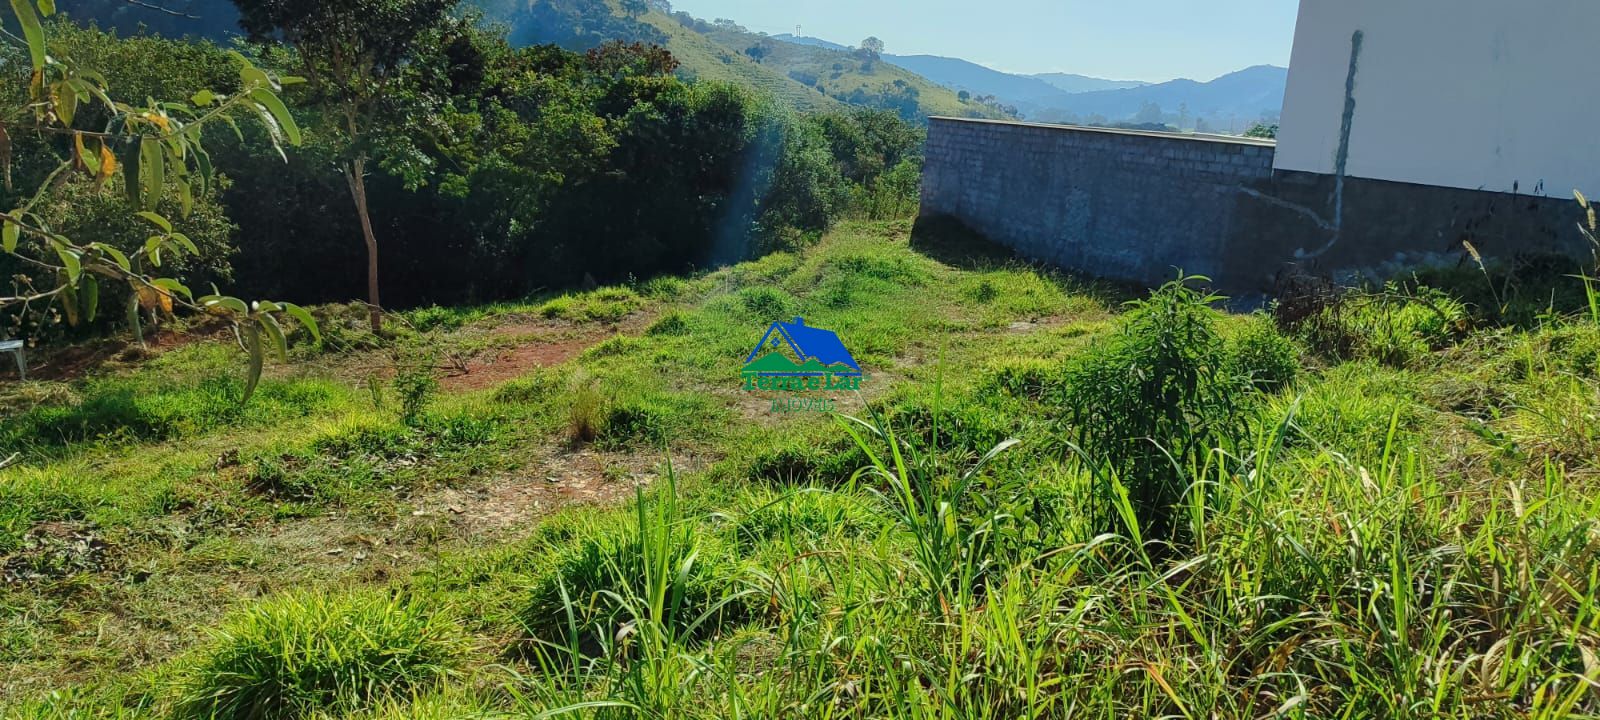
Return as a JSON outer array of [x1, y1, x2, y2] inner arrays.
[[920, 117, 1275, 285], [920, 117, 1588, 291]]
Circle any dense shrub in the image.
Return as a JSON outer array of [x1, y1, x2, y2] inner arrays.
[[1287, 283, 1469, 367], [1061, 278, 1246, 542], [1225, 314, 1301, 393], [12, 24, 928, 331], [174, 591, 462, 720]]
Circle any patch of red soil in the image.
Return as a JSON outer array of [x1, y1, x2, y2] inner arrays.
[[439, 313, 655, 393], [441, 334, 593, 392], [10, 322, 228, 382]]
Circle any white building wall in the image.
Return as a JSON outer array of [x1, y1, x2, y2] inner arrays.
[[1275, 0, 1600, 198]]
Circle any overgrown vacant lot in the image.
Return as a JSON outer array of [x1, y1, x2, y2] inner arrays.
[[3, 220, 1600, 718]]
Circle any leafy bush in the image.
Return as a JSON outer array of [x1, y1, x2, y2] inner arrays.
[[1225, 314, 1301, 393], [1291, 284, 1469, 367], [393, 357, 439, 426], [174, 591, 462, 720], [1061, 277, 1246, 542]]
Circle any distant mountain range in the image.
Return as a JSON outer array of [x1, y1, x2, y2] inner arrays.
[[774, 32, 1283, 130], [1032, 73, 1148, 94], [53, 1, 1285, 130]]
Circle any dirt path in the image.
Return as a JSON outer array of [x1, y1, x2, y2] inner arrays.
[[438, 313, 656, 393]]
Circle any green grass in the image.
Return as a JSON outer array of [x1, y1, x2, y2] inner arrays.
[[6, 219, 1600, 718], [170, 591, 463, 720]]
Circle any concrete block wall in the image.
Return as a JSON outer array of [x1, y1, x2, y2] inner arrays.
[[920, 117, 1276, 285]]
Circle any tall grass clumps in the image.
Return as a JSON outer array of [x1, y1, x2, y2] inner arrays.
[[173, 591, 462, 720], [1062, 276, 1246, 543], [520, 479, 754, 658]]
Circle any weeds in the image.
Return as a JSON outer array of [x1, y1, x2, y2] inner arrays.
[[1062, 275, 1246, 543], [173, 591, 462, 720]]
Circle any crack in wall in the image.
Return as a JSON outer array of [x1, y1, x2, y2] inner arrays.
[[1294, 29, 1364, 259]]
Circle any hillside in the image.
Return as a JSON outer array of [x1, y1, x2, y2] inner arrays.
[[687, 22, 1008, 121], [634, 10, 845, 113], [8, 217, 1600, 718]]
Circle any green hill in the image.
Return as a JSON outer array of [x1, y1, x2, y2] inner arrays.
[[688, 21, 1010, 122], [475, 0, 1004, 120], [634, 10, 843, 114]]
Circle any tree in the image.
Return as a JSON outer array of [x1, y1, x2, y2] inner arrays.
[[620, 0, 647, 18], [853, 36, 883, 70], [957, 90, 970, 102], [1244, 122, 1279, 139], [0, 0, 317, 399], [231, 0, 457, 332]]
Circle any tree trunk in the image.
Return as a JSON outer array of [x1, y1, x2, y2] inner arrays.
[[343, 156, 382, 333]]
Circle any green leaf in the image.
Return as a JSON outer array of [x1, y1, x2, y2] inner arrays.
[[139, 136, 163, 212], [176, 175, 193, 218], [80, 274, 98, 323], [201, 295, 249, 315], [191, 89, 216, 107], [76, 132, 99, 175], [36, 0, 54, 16], [248, 89, 301, 146], [279, 75, 307, 86], [169, 231, 197, 255], [260, 314, 288, 362], [2, 220, 17, 253], [281, 302, 321, 343], [59, 281, 78, 326], [135, 211, 172, 233], [52, 241, 81, 285], [150, 277, 191, 300], [241, 66, 272, 91], [241, 322, 263, 403], [54, 81, 77, 127], [92, 242, 131, 271], [10, 0, 46, 70]]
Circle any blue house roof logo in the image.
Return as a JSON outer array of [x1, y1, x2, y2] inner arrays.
[[742, 317, 863, 382]]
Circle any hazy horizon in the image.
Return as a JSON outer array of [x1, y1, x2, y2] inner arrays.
[[667, 0, 1300, 83]]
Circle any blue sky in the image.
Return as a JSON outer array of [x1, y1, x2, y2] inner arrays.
[[667, 0, 1301, 82]]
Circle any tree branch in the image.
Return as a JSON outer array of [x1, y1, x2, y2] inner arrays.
[[121, 0, 199, 18]]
